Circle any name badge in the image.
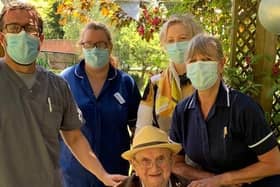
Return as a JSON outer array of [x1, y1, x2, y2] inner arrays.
[[114, 92, 126, 104]]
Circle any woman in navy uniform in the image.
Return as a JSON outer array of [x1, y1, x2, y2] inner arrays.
[[59, 22, 141, 187], [169, 34, 280, 187]]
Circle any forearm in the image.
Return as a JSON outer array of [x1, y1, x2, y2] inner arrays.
[[218, 147, 280, 186], [218, 161, 280, 185], [187, 163, 277, 187], [60, 130, 108, 182], [135, 103, 153, 133]]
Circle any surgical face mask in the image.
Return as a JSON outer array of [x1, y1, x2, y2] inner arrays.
[[187, 61, 218, 91], [83, 48, 109, 68], [5, 31, 40, 65], [165, 41, 189, 64]]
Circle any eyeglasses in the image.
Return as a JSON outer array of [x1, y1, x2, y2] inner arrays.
[[4, 23, 40, 35], [81, 41, 108, 49], [133, 155, 171, 169]]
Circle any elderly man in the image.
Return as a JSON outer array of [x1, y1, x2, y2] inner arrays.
[[120, 126, 189, 187]]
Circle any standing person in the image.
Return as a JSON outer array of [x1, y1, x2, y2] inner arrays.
[[119, 125, 190, 187], [59, 21, 141, 187], [0, 2, 126, 187], [136, 14, 203, 133], [170, 34, 280, 187]]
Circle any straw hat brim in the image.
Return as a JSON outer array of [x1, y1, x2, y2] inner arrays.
[[121, 143, 182, 160]]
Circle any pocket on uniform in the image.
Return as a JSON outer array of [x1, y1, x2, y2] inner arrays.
[[41, 104, 63, 140]]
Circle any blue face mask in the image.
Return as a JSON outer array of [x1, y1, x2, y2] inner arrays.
[[83, 48, 109, 68], [5, 31, 40, 65], [165, 41, 189, 64], [187, 61, 218, 91]]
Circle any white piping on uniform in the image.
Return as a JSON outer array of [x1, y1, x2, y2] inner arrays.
[[226, 87, 230, 107], [74, 67, 84, 79], [222, 82, 230, 107], [248, 132, 274, 148], [189, 98, 194, 107]]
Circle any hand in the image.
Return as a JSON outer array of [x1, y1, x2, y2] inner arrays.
[[102, 174, 127, 186]]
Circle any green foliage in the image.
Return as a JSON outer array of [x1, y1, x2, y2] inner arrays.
[[223, 55, 264, 97], [224, 54, 279, 97], [62, 19, 83, 40], [113, 23, 168, 89], [37, 56, 49, 69], [44, 1, 65, 39], [62, 3, 107, 40], [224, 63, 262, 97]]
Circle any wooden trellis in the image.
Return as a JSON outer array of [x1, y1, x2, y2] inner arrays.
[[271, 36, 280, 137], [231, 0, 257, 68], [231, 0, 280, 137]]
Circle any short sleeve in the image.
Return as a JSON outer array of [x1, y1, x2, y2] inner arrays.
[[60, 82, 83, 131], [127, 77, 141, 128], [169, 104, 185, 155], [237, 96, 277, 155]]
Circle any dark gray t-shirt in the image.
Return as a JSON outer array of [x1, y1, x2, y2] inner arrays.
[[0, 62, 83, 187]]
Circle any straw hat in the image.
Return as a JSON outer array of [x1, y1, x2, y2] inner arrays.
[[122, 126, 182, 160]]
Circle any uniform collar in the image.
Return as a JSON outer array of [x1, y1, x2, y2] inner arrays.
[[185, 81, 230, 110], [216, 81, 230, 107], [74, 59, 118, 80]]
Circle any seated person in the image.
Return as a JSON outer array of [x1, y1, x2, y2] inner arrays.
[[119, 126, 190, 187]]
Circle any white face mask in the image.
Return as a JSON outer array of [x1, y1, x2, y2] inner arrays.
[[187, 61, 218, 91]]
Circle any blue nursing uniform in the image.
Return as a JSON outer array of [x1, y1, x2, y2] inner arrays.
[[59, 60, 141, 187], [170, 82, 280, 186]]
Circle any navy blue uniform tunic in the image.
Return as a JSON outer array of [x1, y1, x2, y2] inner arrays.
[[170, 82, 280, 186], [59, 60, 141, 187]]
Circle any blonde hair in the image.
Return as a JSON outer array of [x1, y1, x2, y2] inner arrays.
[[159, 13, 203, 46], [185, 34, 224, 63]]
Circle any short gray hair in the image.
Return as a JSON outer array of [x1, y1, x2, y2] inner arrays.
[[185, 34, 224, 63], [159, 13, 203, 46]]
